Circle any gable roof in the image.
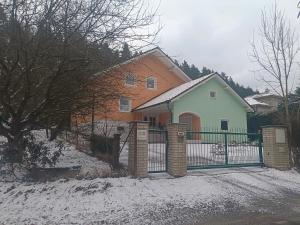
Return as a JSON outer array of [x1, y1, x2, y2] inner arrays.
[[98, 47, 191, 82], [134, 73, 253, 112], [249, 92, 282, 99], [245, 97, 270, 106]]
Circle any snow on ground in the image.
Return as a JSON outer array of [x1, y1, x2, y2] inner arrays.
[[0, 130, 112, 179], [0, 168, 300, 224], [119, 142, 128, 166], [34, 130, 111, 177], [55, 144, 112, 178], [0, 136, 7, 143]]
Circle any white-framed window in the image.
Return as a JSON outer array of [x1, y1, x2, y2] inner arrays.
[[210, 91, 216, 98], [146, 77, 157, 89], [119, 96, 131, 112], [124, 74, 136, 86], [221, 119, 229, 131]]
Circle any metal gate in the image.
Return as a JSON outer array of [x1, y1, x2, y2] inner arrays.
[[148, 129, 168, 173], [186, 131, 263, 169]]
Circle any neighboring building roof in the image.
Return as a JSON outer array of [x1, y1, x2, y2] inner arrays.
[[245, 97, 269, 106], [135, 73, 253, 112], [245, 91, 282, 109], [249, 92, 282, 99], [97, 47, 191, 82]]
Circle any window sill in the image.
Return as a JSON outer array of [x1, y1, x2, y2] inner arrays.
[[125, 84, 136, 88], [146, 87, 157, 91]]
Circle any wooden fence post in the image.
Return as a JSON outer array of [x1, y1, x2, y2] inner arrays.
[[112, 133, 121, 168]]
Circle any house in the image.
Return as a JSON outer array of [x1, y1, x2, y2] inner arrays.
[[245, 90, 282, 114], [78, 47, 253, 134]]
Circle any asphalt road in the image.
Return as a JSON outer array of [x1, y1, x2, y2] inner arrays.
[[192, 194, 300, 225], [196, 213, 300, 225]]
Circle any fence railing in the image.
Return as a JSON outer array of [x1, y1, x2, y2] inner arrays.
[[186, 131, 263, 169], [148, 129, 168, 173]]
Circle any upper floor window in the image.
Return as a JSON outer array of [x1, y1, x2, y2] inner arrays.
[[146, 77, 157, 89], [125, 74, 136, 86], [119, 96, 131, 112], [210, 91, 216, 98]]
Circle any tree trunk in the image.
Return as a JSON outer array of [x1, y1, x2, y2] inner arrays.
[[6, 135, 25, 163], [50, 121, 64, 141]]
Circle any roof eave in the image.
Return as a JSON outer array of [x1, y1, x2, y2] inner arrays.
[[94, 47, 191, 82], [135, 73, 255, 113], [133, 100, 170, 112]]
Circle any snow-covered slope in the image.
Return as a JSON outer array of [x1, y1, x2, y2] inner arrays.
[[0, 130, 112, 180]]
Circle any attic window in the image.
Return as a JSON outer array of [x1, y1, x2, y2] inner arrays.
[[210, 91, 216, 98], [125, 74, 136, 86], [146, 77, 157, 89]]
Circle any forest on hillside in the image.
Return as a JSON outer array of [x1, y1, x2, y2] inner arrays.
[[174, 60, 258, 98]]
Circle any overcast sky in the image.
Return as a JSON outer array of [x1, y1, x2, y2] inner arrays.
[[149, 0, 300, 91]]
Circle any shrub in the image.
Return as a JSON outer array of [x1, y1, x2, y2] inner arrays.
[[23, 134, 63, 168], [1, 133, 63, 168]]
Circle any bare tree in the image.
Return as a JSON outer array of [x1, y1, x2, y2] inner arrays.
[[0, 0, 159, 163], [251, 4, 299, 163]]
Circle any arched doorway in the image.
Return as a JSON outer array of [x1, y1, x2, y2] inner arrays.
[[179, 112, 201, 131]]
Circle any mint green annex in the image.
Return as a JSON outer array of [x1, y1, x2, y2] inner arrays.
[[171, 78, 248, 131], [135, 73, 253, 132]]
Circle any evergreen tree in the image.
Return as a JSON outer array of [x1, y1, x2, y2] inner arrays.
[[176, 59, 257, 97], [295, 87, 300, 96], [133, 51, 139, 57], [181, 60, 191, 75], [121, 43, 132, 61], [189, 64, 201, 79], [220, 72, 228, 81], [174, 59, 180, 67], [201, 67, 213, 76]]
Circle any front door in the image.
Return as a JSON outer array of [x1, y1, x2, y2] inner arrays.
[[179, 114, 193, 130], [179, 114, 193, 139]]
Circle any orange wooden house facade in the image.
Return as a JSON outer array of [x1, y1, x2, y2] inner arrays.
[[84, 48, 192, 130]]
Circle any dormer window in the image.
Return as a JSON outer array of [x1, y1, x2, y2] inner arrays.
[[146, 77, 157, 89], [125, 74, 136, 86]]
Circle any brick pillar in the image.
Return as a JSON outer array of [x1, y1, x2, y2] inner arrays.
[[128, 121, 149, 177], [167, 123, 187, 177], [262, 125, 290, 170]]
